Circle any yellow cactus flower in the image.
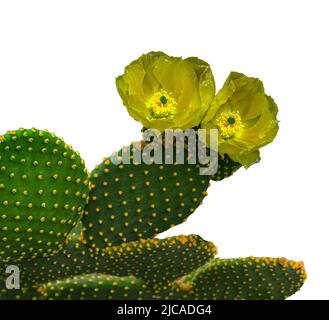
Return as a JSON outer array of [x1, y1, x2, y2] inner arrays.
[[201, 72, 279, 168], [116, 51, 215, 131]]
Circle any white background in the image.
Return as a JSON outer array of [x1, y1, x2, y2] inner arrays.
[[0, 0, 328, 300]]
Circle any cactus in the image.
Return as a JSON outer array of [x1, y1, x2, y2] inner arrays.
[[0, 231, 216, 300], [169, 257, 307, 300], [83, 138, 242, 250], [103, 235, 217, 291], [33, 234, 216, 300], [83, 141, 211, 249], [38, 274, 146, 300], [0, 53, 306, 300], [0, 130, 305, 299], [210, 154, 241, 182], [0, 128, 89, 262]]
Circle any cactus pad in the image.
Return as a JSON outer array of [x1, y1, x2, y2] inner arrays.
[[38, 274, 146, 300], [83, 142, 210, 248], [171, 257, 307, 300], [104, 235, 217, 295], [0, 234, 216, 299], [0, 128, 89, 262], [211, 154, 241, 181]]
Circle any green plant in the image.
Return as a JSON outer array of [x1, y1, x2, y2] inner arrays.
[[0, 131, 306, 300], [169, 257, 306, 300], [0, 51, 306, 300], [83, 142, 210, 248], [0, 128, 89, 263]]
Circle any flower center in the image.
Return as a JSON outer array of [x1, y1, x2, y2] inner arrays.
[[217, 111, 243, 139], [147, 89, 177, 120]]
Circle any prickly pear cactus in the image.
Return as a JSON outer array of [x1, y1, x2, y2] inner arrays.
[[0, 128, 89, 263], [0, 229, 217, 299], [0, 52, 306, 301], [210, 154, 241, 181], [169, 257, 307, 300], [0, 123, 306, 301], [83, 137, 242, 250], [83, 142, 210, 249], [38, 274, 146, 300]]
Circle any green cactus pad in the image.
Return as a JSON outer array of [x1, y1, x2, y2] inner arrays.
[[0, 237, 117, 299], [1, 234, 216, 299], [104, 235, 217, 293], [0, 284, 38, 300], [171, 256, 307, 300], [211, 154, 241, 181], [0, 128, 90, 262], [176, 134, 241, 181], [19, 234, 215, 293], [8, 242, 104, 294], [83, 142, 210, 248], [38, 274, 146, 300]]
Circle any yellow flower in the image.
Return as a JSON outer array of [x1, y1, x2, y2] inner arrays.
[[116, 52, 215, 131], [201, 72, 279, 168]]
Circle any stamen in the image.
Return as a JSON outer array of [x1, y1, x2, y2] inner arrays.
[[217, 111, 243, 139], [147, 90, 177, 120]]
